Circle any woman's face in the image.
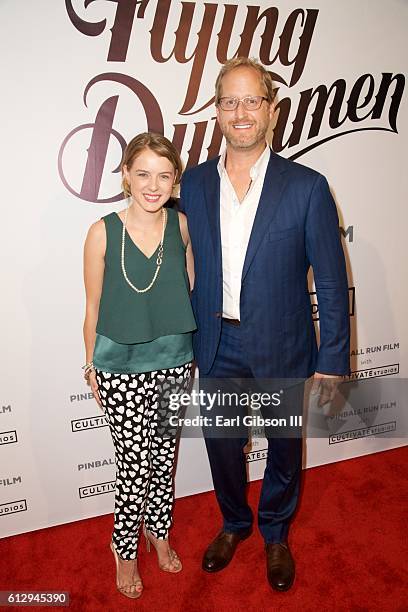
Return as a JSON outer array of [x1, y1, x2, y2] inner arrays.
[[123, 147, 175, 214]]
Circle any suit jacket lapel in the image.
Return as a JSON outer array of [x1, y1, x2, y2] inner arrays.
[[242, 151, 287, 281], [203, 160, 222, 264]]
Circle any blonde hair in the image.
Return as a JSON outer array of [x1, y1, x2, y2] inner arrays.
[[215, 57, 275, 105], [121, 132, 183, 197]]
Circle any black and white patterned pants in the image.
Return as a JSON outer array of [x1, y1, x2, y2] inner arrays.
[[96, 363, 192, 559]]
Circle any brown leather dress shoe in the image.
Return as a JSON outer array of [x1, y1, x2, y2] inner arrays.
[[202, 529, 252, 572], [266, 542, 295, 591]]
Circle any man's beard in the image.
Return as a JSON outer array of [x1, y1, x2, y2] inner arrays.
[[224, 125, 268, 151]]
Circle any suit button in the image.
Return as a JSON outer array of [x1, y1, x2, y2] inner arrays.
[[215, 312, 222, 318]]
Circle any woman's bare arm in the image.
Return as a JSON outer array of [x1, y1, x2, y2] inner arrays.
[[178, 211, 195, 291], [83, 219, 106, 406]]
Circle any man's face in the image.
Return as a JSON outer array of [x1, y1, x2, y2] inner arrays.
[[216, 67, 274, 152]]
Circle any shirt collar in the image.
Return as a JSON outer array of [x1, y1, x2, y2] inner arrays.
[[217, 144, 270, 180]]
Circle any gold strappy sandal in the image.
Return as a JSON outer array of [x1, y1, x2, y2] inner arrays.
[[110, 541, 143, 599], [143, 526, 182, 573]]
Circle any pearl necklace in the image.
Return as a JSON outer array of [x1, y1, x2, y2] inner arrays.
[[121, 206, 167, 294]]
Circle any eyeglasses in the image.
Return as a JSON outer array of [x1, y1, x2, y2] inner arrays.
[[217, 96, 268, 111]]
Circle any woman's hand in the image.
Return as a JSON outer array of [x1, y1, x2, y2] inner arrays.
[[87, 370, 103, 409]]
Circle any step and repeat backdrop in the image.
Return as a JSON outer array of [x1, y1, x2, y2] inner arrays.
[[1, 1, 407, 536]]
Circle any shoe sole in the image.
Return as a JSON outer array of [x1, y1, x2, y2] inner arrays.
[[268, 579, 295, 592]]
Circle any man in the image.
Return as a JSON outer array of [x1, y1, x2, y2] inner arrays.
[[180, 57, 349, 591]]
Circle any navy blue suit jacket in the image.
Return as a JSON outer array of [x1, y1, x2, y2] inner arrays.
[[180, 150, 350, 379]]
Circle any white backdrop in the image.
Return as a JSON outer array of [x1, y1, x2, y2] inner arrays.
[[1, 0, 407, 537]]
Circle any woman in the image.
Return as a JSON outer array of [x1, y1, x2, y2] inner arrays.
[[83, 133, 196, 599]]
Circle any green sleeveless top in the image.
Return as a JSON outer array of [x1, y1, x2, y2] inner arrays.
[[96, 208, 196, 343], [93, 332, 193, 374], [93, 208, 196, 374]]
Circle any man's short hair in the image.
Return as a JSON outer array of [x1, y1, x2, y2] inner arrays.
[[215, 57, 276, 105]]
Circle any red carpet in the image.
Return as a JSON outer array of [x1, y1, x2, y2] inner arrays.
[[1, 447, 407, 611]]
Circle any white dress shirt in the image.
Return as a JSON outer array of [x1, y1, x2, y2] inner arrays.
[[218, 145, 270, 320]]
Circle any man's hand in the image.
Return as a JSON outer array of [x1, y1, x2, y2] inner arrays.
[[311, 372, 343, 408]]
